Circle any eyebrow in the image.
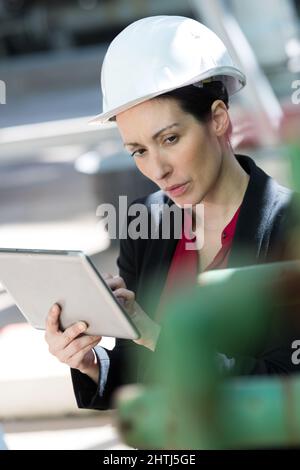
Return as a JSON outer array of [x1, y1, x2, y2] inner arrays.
[[124, 123, 180, 147]]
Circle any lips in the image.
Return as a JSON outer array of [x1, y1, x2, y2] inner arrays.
[[165, 183, 187, 191], [165, 182, 189, 197]]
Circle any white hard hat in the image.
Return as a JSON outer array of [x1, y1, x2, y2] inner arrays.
[[91, 15, 246, 124]]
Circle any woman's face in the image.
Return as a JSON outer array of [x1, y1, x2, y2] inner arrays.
[[116, 97, 224, 207]]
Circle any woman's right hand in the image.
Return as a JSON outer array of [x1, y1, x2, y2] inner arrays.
[[45, 304, 102, 384]]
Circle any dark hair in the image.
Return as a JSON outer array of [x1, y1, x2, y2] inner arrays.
[[157, 81, 229, 123], [111, 81, 229, 122]]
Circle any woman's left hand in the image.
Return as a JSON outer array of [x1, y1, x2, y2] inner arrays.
[[104, 273, 161, 352]]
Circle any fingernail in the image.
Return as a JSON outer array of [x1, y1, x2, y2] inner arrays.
[[78, 322, 87, 332], [51, 304, 59, 313]]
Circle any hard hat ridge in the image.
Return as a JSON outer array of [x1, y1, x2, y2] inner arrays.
[[90, 15, 246, 124]]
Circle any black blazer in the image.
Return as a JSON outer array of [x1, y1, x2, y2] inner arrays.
[[72, 155, 300, 410]]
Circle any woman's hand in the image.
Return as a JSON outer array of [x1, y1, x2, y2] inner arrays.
[[104, 273, 161, 352], [45, 304, 102, 384]]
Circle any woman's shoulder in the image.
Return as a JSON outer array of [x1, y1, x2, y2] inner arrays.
[[237, 153, 294, 207]]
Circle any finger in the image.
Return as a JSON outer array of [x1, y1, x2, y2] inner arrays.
[[113, 275, 126, 285], [113, 288, 135, 302], [59, 335, 101, 363], [102, 272, 113, 280], [60, 321, 89, 348], [68, 341, 100, 370], [113, 288, 135, 312], [45, 304, 61, 334], [106, 276, 126, 291]]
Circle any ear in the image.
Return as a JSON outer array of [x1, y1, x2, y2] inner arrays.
[[210, 100, 230, 137]]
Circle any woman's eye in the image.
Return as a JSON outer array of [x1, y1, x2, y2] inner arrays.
[[131, 149, 146, 158], [164, 135, 178, 144]]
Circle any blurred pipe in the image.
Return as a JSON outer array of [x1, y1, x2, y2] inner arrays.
[[229, 0, 300, 69], [0, 116, 117, 162], [189, 0, 283, 146]]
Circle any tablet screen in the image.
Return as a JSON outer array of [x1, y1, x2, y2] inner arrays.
[[0, 249, 140, 340]]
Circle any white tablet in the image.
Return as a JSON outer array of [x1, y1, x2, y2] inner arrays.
[[0, 249, 140, 340]]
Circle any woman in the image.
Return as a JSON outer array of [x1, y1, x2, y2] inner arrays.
[[45, 16, 299, 410]]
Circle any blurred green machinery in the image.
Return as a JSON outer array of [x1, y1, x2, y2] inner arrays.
[[116, 261, 300, 449]]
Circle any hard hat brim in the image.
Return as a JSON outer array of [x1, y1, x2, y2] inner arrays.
[[88, 66, 246, 125]]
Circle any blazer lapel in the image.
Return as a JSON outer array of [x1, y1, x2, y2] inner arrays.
[[228, 155, 287, 267]]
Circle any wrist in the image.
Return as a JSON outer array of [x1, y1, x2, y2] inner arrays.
[[80, 362, 100, 384], [79, 350, 100, 384], [133, 303, 161, 351], [144, 321, 161, 351]]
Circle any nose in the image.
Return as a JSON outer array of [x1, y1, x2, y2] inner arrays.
[[150, 150, 172, 183]]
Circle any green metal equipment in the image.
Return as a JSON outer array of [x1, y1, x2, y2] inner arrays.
[[115, 261, 300, 449]]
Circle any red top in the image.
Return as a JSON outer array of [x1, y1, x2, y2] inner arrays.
[[155, 206, 241, 321]]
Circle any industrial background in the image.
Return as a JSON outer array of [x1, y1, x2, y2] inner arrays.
[[0, 0, 300, 450]]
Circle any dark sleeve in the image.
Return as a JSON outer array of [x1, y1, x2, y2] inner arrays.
[[228, 312, 300, 376], [230, 348, 300, 376], [71, 339, 142, 410], [248, 331, 300, 376]]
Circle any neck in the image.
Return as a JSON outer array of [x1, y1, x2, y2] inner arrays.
[[193, 149, 249, 232]]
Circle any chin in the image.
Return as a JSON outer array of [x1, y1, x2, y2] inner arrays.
[[170, 185, 203, 208], [172, 196, 197, 209]]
